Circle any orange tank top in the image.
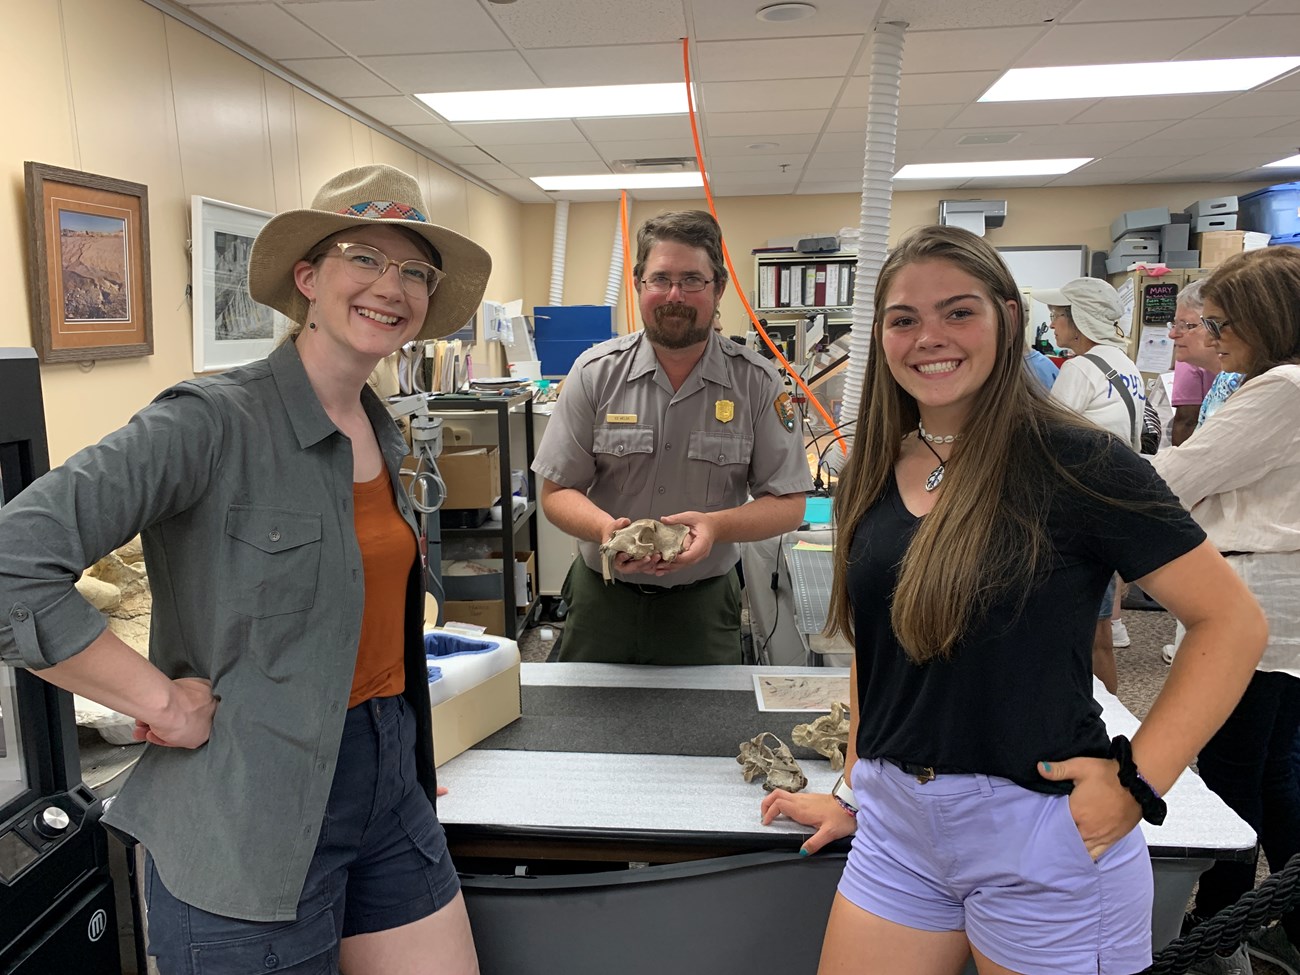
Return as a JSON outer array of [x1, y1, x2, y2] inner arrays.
[[348, 469, 415, 707]]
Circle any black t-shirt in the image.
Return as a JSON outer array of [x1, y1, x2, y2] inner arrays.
[[849, 425, 1205, 793]]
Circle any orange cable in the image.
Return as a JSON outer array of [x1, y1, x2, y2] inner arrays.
[[620, 190, 636, 331], [680, 37, 846, 455]]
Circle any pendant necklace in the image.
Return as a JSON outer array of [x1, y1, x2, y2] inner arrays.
[[919, 434, 948, 492]]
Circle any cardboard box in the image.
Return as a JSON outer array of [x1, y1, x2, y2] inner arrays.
[[1194, 213, 1238, 233], [1199, 230, 1272, 268], [443, 598, 508, 635], [1184, 195, 1238, 218], [443, 550, 536, 608], [426, 632, 521, 767], [1110, 207, 1170, 241], [438, 445, 501, 509]]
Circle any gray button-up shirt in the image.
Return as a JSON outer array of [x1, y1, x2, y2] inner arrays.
[[533, 331, 812, 586], [0, 341, 436, 921]]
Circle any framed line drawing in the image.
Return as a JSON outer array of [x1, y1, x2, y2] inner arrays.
[[191, 195, 291, 372], [24, 162, 154, 363]]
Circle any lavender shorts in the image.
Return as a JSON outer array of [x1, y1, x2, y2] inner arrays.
[[838, 758, 1153, 975]]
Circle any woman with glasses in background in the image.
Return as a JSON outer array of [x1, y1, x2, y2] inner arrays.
[[1149, 245, 1300, 975], [0, 164, 491, 974], [1166, 279, 1221, 446]]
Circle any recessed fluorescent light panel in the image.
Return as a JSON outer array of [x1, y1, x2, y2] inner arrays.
[[981, 57, 1300, 102], [894, 159, 1092, 179], [531, 173, 705, 191], [1264, 153, 1300, 169], [417, 83, 690, 122]]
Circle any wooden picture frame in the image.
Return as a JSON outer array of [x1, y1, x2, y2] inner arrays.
[[24, 162, 153, 363], [190, 196, 290, 373]]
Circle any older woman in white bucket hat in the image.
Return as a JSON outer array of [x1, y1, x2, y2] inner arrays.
[[0, 164, 489, 974]]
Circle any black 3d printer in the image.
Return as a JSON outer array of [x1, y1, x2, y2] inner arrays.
[[0, 348, 120, 974]]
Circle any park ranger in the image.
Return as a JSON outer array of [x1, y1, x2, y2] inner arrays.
[[533, 210, 812, 664]]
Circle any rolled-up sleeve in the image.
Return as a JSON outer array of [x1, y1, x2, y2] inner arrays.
[[0, 387, 222, 669], [532, 361, 599, 490]]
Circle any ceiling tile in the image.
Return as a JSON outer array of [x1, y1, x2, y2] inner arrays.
[[591, 138, 698, 160], [694, 37, 863, 82], [876, 0, 1072, 31], [805, 150, 870, 171], [362, 51, 542, 94], [436, 145, 502, 166], [288, 0, 513, 56], [522, 43, 683, 86], [481, 0, 686, 48], [484, 178, 554, 203], [706, 134, 818, 155], [392, 123, 473, 149], [704, 109, 829, 137], [1069, 94, 1233, 123], [899, 71, 1001, 106], [1109, 137, 1240, 158], [1060, 0, 1259, 20], [488, 143, 605, 165], [1014, 19, 1233, 67], [508, 161, 614, 177], [1155, 114, 1295, 140], [451, 120, 587, 146], [699, 78, 842, 114], [705, 154, 810, 174], [348, 96, 441, 127], [690, 0, 884, 42], [897, 104, 965, 128], [1181, 15, 1300, 58], [945, 99, 1095, 128], [892, 27, 1045, 74], [197, 3, 341, 59], [460, 163, 521, 181], [796, 180, 866, 194], [1195, 89, 1300, 118], [279, 57, 397, 97], [576, 116, 695, 141]]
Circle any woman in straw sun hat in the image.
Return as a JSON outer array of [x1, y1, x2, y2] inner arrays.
[[0, 163, 490, 973]]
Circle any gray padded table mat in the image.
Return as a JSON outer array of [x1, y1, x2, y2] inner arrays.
[[476, 685, 827, 759]]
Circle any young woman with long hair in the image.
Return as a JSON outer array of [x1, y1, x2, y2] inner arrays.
[[761, 225, 1265, 975]]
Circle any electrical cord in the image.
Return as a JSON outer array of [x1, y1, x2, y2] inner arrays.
[[755, 533, 787, 667]]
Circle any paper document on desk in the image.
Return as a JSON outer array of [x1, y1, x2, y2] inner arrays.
[[754, 674, 850, 712]]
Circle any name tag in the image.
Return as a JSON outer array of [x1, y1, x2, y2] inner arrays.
[[606, 413, 638, 423]]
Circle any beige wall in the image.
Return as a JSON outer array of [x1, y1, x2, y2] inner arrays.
[[521, 179, 1275, 338], [2, 0, 520, 465]]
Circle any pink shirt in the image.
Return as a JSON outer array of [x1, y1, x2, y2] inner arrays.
[[1170, 360, 1214, 406]]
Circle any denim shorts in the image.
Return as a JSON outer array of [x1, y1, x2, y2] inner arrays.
[[837, 758, 1153, 975], [1099, 573, 1117, 620], [146, 694, 460, 974]]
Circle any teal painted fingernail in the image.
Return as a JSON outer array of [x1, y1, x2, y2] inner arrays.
[[1040, 762, 1052, 772], [799, 847, 810, 857]]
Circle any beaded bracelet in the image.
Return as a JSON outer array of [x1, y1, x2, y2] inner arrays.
[[1108, 734, 1167, 826], [833, 795, 858, 818]]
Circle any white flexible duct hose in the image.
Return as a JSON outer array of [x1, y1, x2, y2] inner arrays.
[[832, 21, 906, 472], [548, 200, 570, 306], [604, 216, 624, 306]]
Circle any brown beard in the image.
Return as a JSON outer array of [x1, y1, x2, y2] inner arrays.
[[646, 302, 711, 350]]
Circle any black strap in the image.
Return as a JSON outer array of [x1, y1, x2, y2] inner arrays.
[[1081, 353, 1140, 448]]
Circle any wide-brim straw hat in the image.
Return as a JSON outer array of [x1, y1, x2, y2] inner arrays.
[[248, 164, 491, 341]]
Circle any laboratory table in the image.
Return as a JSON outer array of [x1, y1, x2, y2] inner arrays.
[[437, 663, 1255, 975]]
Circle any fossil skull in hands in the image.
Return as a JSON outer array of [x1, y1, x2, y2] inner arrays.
[[599, 518, 690, 582]]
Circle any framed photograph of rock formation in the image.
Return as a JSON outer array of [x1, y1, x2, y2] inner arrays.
[[24, 162, 153, 363], [191, 195, 290, 373]]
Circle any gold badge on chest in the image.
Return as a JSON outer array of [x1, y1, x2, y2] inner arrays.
[[715, 399, 734, 423]]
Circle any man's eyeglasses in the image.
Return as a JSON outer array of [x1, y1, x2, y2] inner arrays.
[[641, 274, 714, 293], [1199, 316, 1233, 340], [1167, 319, 1203, 334], [324, 242, 444, 298]]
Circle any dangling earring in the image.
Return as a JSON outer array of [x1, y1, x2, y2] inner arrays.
[[308, 322, 317, 330], [307, 300, 317, 330]]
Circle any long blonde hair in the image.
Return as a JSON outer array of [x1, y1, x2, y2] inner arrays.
[[827, 226, 1097, 662]]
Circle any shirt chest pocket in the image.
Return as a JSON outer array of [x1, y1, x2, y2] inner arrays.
[[592, 424, 656, 495], [222, 505, 323, 618], [688, 431, 754, 507]]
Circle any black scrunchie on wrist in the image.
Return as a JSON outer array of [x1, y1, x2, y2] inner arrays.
[[1109, 734, 1167, 826]]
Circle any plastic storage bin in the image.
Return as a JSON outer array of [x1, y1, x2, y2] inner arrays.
[[1238, 182, 1300, 239]]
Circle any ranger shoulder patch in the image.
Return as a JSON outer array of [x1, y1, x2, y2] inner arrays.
[[773, 391, 796, 432]]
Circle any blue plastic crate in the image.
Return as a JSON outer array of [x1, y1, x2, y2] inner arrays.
[[1270, 231, 1300, 248], [1239, 182, 1300, 239]]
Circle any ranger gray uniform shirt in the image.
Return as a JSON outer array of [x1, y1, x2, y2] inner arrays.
[[533, 331, 812, 586], [0, 340, 437, 921]]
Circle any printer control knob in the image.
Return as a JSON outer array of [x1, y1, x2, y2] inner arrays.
[[34, 806, 70, 839]]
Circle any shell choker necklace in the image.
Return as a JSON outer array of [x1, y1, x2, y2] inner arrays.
[[917, 421, 960, 492]]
